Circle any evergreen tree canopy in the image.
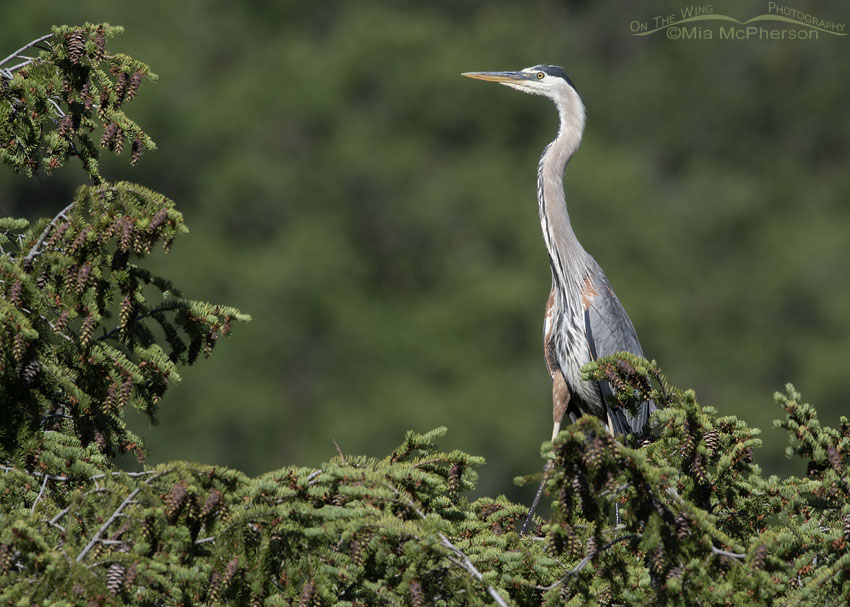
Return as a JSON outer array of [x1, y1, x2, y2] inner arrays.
[[0, 24, 248, 464], [2, 2, 848, 490]]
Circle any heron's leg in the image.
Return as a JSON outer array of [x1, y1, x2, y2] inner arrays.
[[521, 372, 570, 535], [521, 460, 553, 535], [605, 409, 615, 437], [551, 370, 570, 441], [604, 408, 621, 526], [543, 289, 565, 444]]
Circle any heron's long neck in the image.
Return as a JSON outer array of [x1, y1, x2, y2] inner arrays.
[[537, 100, 589, 291]]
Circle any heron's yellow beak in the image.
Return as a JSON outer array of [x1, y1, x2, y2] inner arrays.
[[462, 71, 532, 83]]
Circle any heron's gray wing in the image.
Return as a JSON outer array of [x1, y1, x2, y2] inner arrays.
[[584, 268, 655, 435]]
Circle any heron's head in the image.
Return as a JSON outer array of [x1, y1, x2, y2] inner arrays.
[[462, 64, 577, 100], [463, 65, 584, 135]]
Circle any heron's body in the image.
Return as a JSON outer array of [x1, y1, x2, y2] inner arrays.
[[463, 65, 654, 441]]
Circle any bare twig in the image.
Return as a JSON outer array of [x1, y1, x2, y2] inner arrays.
[[0, 33, 53, 69], [0, 464, 68, 481], [536, 534, 639, 591], [710, 545, 746, 560], [29, 474, 49, 514], [598, 482, 632, 499], [89, 470, 160, 481], [24, 200, 76, 263], [332, 438, 345, 463], [75, 472, 161, 562], [4, 60, 36, 73], [45, 318, 73, 342], [390, 486, 509, 607], [1, 465, 158, 483], [44, 506, 71, 532], [76, 487, 140, 562], [195, 536, 216, 545], [46, 97, 66, 118], [437, 530, 510, 607], [305, 469, 322, 485]]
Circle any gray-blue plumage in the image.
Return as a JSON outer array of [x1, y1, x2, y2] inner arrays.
[[581, 265, 653, 435]]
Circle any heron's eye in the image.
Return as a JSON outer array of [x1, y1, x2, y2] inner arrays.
[[536, 72, 545, 79]]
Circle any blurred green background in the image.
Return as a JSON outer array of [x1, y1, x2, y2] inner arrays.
[[2, 1, 848, 500]]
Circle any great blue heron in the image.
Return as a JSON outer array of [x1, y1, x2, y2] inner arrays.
[[463, 65, 655, 493]]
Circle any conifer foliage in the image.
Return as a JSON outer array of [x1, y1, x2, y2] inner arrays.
[[0, 24, 154, 180], [1, 25, 849, 607], [0, 26, 248, 464]]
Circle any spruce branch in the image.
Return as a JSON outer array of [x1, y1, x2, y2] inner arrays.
[[709, 546, 747, 560], [332, 438, 345, 463], [75, 486, 140, 562], [89, 470, 159, 481], [29, 474, 49, 514], [440, 544, 509, 607], [665, 486, 748, 556], [0, 33, 53, 69], [43, 506, 71, 532], [535, 534, 639, 591], [0, 466, 159, 483], [2, 420, 850, 604], [389, 486, 510, 607], [75, 472, 160, 562], [96, 301, 183, 343], [23, 200, 76, 263]]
